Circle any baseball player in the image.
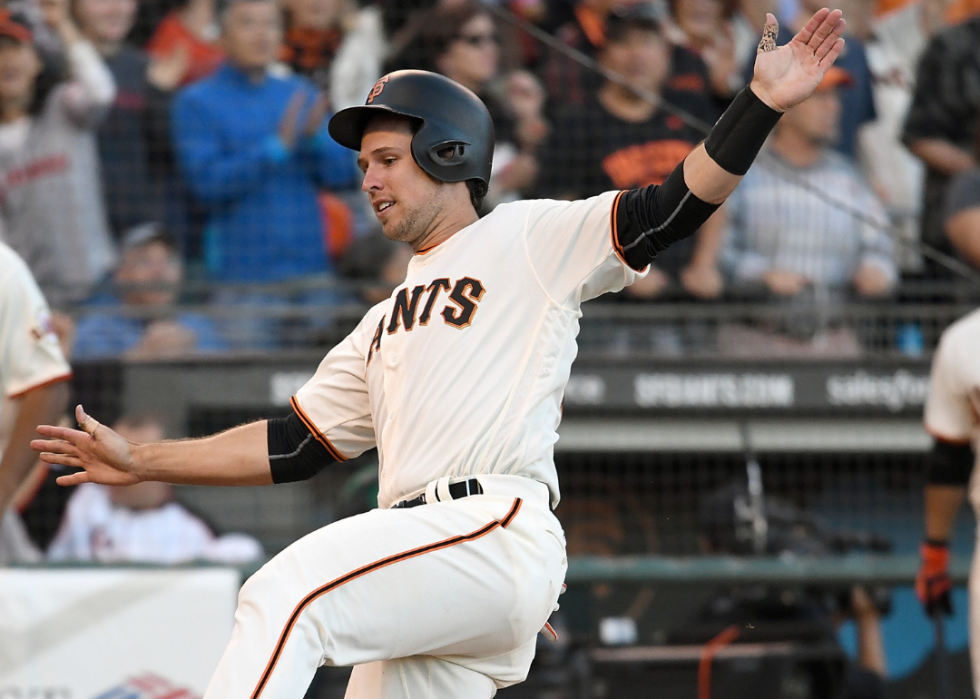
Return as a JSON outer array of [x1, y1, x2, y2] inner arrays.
[[915, 306, 980, 694], [0, 241, 71, 562], [33, 9, 847, 698]]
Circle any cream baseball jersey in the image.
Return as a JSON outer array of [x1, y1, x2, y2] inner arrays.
[[0, 242, 72, 454], [294, 191, 644, 508], [924, 307, 980, 507]]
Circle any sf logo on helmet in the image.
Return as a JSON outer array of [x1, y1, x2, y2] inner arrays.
[[367, 76, 390, 104]]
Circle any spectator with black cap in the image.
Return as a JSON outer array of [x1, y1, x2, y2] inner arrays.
[[73, 223, 228, 359], [536, 1, 724, 301]]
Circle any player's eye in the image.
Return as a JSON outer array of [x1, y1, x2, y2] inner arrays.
[[384, 157, 397, 166]]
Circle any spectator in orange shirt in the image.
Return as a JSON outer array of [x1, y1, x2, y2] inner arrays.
[[279, 0, 345, 91], [147, 0, 224, 86]]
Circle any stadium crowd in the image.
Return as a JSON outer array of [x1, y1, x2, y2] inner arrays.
[[0, 0, 977, 356]]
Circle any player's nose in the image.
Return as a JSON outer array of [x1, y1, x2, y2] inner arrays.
[[360, 165, 384, 193]]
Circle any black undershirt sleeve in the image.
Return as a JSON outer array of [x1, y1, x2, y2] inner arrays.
[[267, 410, 338, 484], [613, 161, 720, 270], [927, 439, 975, 486], [612, 86, 784, 270]]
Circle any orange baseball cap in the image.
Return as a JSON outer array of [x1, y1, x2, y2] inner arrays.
[[815, 67, 852, 92]]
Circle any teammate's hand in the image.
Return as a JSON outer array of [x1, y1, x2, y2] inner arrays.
[[916, 540, 953, 616], [750, 9, 846, 112], [31, 405, 142, 487]]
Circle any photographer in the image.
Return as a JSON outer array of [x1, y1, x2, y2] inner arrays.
[[697, 483, 888, 699]]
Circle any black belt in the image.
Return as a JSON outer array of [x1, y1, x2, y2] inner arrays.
[[392, 478, 484, 509]]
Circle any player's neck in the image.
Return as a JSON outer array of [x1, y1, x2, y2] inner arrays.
[[409, 206, 480, 253], [598, 83, 657, 122]]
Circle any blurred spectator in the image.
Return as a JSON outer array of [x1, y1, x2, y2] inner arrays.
[[279, 0, 345, 91], [665, 0, 747, 104], [73, 223, 227, 359], [857, 0, 951, 273], [172, 0, 358, 286], [47, 413, 263, 564], [537, 3, 723, 300], [73, 0, 189, 242], [327, 2, 385, 111], [387, 1, 548, 208], [0, 3, 117, 307], [942, 167, 980, 270], [722, 68, 897, 301], [147, 0, 224, 87], [541, 0, 716, 114], [903, 13, 980, 277], [743, 0, 876, 159]]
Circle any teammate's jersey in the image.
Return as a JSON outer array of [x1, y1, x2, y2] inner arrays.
[[924, 307, 980, 510], [0, 242, 72, 455], [294, 191, 644, 508]]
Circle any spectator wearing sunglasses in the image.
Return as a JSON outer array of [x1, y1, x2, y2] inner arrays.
[[387, 1, 548, 209]]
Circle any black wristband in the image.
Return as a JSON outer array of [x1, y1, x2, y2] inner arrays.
[[703, 86, 783, 176]]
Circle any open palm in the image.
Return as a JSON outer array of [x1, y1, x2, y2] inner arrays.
[[31, 405, 140, 487], [752, 9, 846, 112]]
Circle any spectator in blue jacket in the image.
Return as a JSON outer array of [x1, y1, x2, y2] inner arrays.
[[171, 0, 358, 285], [73, 223, 228, 359]]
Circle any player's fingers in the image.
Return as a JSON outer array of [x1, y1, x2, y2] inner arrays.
[[56, 470, 91, 487], [806, 9, 843, 50], [38, 451, 83, 468], [756, 13, 778, 53], [817, 37, 845, 67], [31, 438, 80, 456], [795, 6, 829, 45], [34, 424, 88, 443]]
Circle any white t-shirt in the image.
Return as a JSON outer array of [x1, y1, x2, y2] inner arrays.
[[0, 242, 72, 454], [924, 307, 980, 510], [47, 483, 263, 564], [294, 192, 645, 509]]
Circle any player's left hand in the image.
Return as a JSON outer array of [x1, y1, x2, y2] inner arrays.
[[31, 405, 142, 487], [750, 9, 846, 112]]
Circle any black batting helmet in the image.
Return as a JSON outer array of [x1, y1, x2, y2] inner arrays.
[[328, 70, 495, 189]]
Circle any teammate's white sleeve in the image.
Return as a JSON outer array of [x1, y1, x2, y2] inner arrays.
[[523, 191, 647, 306], [291, 313, 377, 460], [924, 329, 977, 445], [0, 245, 72, 399]]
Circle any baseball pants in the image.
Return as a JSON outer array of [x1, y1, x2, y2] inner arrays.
[[203, 475, 567, 699]]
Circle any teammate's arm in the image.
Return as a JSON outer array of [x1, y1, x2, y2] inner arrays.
[[0, 381, 68, 513], [613, 9, 846, 269]]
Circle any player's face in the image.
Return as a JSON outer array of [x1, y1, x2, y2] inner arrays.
[[358, 118, 459, 246]]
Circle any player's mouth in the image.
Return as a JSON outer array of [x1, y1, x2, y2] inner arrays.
[[373, 200, 395, 219]]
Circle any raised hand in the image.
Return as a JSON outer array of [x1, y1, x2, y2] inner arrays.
[[303, 93, 331, 139], [751, 9, 846, 112], [31, 405, 141, 487]]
